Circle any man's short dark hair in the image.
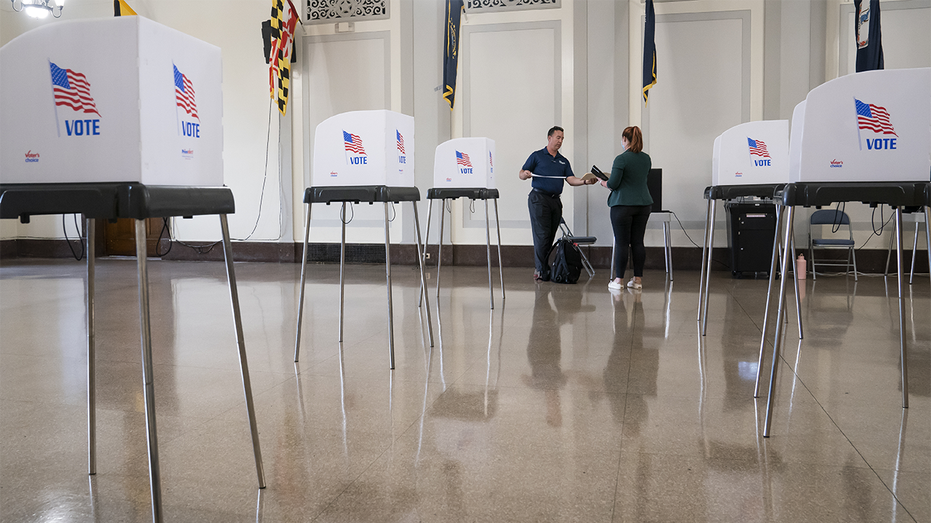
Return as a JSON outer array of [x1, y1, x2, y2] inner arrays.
[[547, 126, 564, 137]]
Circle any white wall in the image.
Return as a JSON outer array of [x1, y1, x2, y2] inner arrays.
[[3, 0, 930, 253]]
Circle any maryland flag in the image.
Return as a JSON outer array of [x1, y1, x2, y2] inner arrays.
[[114, 0, 136, 16], [270, 0, 298, 116]]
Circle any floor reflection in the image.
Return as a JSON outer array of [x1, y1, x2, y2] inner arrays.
[[1, 261, 927, 522]]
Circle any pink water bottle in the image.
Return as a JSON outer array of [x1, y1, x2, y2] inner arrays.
[[796, 254, 806, 280]]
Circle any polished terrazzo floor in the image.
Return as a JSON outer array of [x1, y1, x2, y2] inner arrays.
[[0, 258, 928, 522]]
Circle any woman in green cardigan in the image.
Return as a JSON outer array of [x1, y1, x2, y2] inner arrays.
[[602, 126, 652, 290]]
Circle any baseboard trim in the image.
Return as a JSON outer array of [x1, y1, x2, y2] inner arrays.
[[1, 239, 925, 274]]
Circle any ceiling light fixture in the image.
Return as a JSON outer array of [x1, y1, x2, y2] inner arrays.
[[10, 0, 65, 19]]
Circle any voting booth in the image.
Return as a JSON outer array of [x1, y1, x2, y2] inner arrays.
[[433, 137, 496, 189], [298, 110, 432, 368], [712, 120, 789, 186], [425, 137, 503, 309], [0, 18, 266, 523], [700, 120, 794, 337], [758, 68, 931, 439], [311, 110, 415, 187], [788, 68, 931, 183], [0, 16, 223, 186]]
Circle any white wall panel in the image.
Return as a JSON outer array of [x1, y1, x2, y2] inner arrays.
[[301, 33, 395, 240], [646, 14, 746, 247], [460, 23, 560, 245]]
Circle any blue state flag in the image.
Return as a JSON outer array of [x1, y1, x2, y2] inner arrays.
[[854, 0, 883, 72], [642, 0, 657, 105], [443, 0, 464, 109]]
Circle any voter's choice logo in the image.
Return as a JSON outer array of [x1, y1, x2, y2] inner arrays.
[[747, 137, 771, 166], [456, 151, 472, 174], [830, 159, 844, 168], [397, 130, 406, 164], [855, 98, 897, 151], [489, 151, 494, 173], [50, 61, 101, 138], [174, 64, 201, 139], [343, 131, 367, 165], [24, 150, 40, 163]]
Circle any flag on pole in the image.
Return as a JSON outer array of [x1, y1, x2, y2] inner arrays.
[[855, 99, 896, 136], [442, 0, 464, 109], [747, 138, 770, 158], [642, 0, 657, 105], [174, 64, 199, 120], [269, 0, 298, 115], [114, 0, 136, 16], [50, 62, 100, 116], [854, 0, 883, 72]]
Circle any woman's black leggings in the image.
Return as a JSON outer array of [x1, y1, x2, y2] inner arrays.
[[610, 205, 652, 280]]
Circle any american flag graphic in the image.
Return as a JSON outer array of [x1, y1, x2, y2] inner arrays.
[[343, 131, 366, 154], [397, 130, 405, 154], [456, 151, 471, 167], [174, 65, 199, 120], [747, 137, 770, 158], [49, 62, 100, 116], [855, 99, 896, 136]]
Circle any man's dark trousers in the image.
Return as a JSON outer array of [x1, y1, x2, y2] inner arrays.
[[528, 189, 562, 279]]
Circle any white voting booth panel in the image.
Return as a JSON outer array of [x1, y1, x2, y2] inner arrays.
[[312, 110, 415, 187], [789, 68, 931, 182], [711, 120, 789, 186], [433, 138, 496, 189], [0, 17, 223, 186]]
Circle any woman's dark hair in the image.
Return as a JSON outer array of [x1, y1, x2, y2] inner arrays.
[[622, 126, 643, 153]]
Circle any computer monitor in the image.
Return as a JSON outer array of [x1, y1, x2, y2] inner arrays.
[[647, 168, 663, 212]]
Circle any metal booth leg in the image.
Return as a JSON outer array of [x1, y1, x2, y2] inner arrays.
[[910, 220, 919, 284], [339, 203, 347, 343], [664, 216, 673, 281], [485, 199, 494, 310], [494, 199, 505, 300], [294, 203, 312, 362], [763, 205, 796, 438], [894, 208, 909, 409], [701, 199, 717, 336], [420, 198, 434, 306], [697, 198, 713, 323], [436, 199, 446, 298], [411, 203, 434, 347], [755, 204, 784, 398], [86, 218, 96, 476], [384, 203, 396, 370], [219, 214, 266, 489], [791, 235, 803, 340], [134, 219, 163, 522], [926, 207, 931, 287]]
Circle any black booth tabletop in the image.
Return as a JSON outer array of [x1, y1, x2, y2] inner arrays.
[[303, 185, 421, 204], [0, 183, 235, 221], [703, 184, 784, 201], [776, 182, 928, 208], [426, 187, 499, 200]]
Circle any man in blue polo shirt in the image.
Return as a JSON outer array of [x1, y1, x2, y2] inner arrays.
[[519, 126, 595, 282]]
